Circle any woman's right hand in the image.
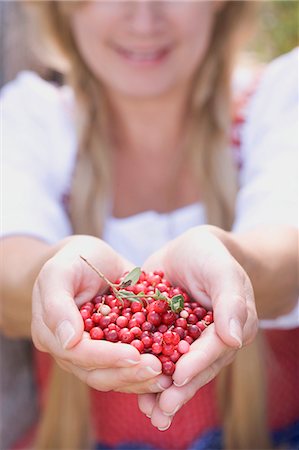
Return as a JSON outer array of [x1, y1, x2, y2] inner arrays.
[[31, 235, 171, 394]]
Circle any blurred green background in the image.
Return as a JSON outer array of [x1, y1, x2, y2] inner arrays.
[[251, 0, 298, 61]]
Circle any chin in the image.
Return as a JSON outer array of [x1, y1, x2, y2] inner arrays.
[[106, 76, 178, 100]]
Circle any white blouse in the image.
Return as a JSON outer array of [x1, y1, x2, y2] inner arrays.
[[1, 48, 298, 329]]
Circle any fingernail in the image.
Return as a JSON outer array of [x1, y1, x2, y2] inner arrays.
[[137, 366, 161, 380], [146, 414, 152, 419], [163, 405, 180, 416], [229, 318, 243, 348], [56, 320, 75, 349], [173, 377, 190, 387], [123, 359, 140, 366], [149, 382, 166, 392], [158, 418, 172, 431]]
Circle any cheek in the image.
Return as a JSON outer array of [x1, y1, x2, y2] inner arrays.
[[175, 4, 217, 70], [70, 6, 112, 69]]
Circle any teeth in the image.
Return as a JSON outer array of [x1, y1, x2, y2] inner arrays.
[[122, 49, 164, 61]]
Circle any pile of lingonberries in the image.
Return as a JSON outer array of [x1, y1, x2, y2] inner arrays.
[[79, 257, 213, 375]]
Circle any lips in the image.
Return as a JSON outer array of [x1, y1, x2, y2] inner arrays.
[[112, 44, 172, 65]]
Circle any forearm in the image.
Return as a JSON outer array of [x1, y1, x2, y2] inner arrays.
[[212, 225, 299, 319], [0, 236, 66, 338]]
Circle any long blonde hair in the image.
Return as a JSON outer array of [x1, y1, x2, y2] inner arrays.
[[27, 1, 270, 449]]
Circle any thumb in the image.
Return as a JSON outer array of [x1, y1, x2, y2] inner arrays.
[[33, 276, 84, 350]]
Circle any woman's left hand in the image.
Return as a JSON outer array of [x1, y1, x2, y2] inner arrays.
[[137, 225, 258, 430]]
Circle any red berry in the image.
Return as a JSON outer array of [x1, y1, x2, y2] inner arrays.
[[178, 340, 190, 354], [152, 342, 163, 354], [119, 329, 134, 343], [131, 339, 144, 353], [84, 318, 94, 332], [162, 360, 175, 376], [179, 310, 189, 319], [99, 315, 111, 329], [162, 343, 174, 356], [147, 311, 162, 327], [132, 312, 146, 325], [116, 316, 129, 328], [203, 313, 213, 324], [175, 318, 187, 329], [128, 318, 139, 329], [98, 304, 111, 316], [107, 323, 119, 331], [158, 324, 168, 333], [108, 312, 118, 323], [130, 302, 143, 313], [142, 335, 153, 348], [188, 325, 201, 339], [173, 327, 186, 339], [163, 330, 173, 344], [133, 284, 146, 294], [170, 349, 181, 363], [82, 301, 94, 311], [90, 327, 104, 340], [193, 307, 206, 320], [153, 300, 168, 314], [147, 274, 161, 285], [141, 321, 154, 332], [154, 270, 164, 278], [80, 309, 91, 320], [106, 329, 118, 342], [158, 354, 170, 363], [196, 321, 207, 332], [162, 311, 177, 326], [153, 332, 163, 345], [130, 326, 142, 338], [91, 312, 102, 324], [187, 313, 198, 324], [172, 332, 180, 345], [185, 335, 194, 345], [156, 283, 168, 292]]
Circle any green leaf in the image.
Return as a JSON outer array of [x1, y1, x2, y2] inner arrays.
[[170, 294, 184, 313], [118, 289, 142, 303], [118, 289, 136, 298], [120, 267, 142, 288]]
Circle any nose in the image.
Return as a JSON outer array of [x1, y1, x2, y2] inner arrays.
[[126, 1, 163, 35]]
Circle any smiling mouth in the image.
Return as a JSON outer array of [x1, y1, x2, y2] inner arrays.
[[112, 44, 172, 64]]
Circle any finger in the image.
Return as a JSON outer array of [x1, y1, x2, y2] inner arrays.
[[211, 266, 257, 348], [241, 287, 259, 345], [56, 352, 161, 387], [172, 324, 230, 387], [158, 350, 236, 417], [120, 375, 172, 395], [64, 363, 170, 394], [142, 247, 166, 274], [34, 326, 142, 369], [150, 401, 174, 431], [138, 393, 158, 417]]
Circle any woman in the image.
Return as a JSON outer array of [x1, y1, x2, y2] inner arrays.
[[1, 1, 298, 449]]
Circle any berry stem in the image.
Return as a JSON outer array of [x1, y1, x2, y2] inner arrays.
[[80, 256, 184, 312], [80, 255, 121, 299]]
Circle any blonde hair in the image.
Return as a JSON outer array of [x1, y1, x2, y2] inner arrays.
[[26, 1, 270, 449]]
